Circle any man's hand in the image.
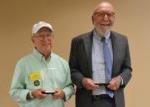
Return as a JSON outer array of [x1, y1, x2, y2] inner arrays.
[[53, 89, 65, 99], [82, 78, 99, 90], [31, 89, 47, 99], [107, 76, 122, 90]]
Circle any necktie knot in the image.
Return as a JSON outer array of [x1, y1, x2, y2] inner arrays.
[[101, 37, 109, 44], [101, 37, 105, 42]]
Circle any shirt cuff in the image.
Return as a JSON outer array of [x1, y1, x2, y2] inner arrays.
[[120, 76, 124, 85], [63, 86, 74, 101], [27, 91, 35, 100]]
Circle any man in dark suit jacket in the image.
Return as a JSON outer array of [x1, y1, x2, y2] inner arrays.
[[69, 1, 132, 107]]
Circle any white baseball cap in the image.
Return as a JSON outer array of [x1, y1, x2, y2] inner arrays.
[[32, 21, 53, 34]]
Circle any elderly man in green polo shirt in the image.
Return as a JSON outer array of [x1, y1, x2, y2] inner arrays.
[[9, 21, 74, 107]]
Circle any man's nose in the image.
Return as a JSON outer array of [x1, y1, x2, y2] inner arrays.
[[40, 36, 49, 42], [103, 14, 109, 20]]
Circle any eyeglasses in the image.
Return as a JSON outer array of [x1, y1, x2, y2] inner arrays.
[[94, 12, 115, 17], [34, 34, 53, 40]]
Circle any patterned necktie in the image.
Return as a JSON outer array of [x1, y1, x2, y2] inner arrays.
[[102, 37, 112, 82], [102, 37, 114, 97]]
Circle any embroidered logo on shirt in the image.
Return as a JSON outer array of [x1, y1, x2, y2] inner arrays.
[[34, 80, 40, 86]]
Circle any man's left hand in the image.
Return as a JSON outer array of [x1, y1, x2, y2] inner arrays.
[[107, 76, 122, 90], [53, 89, 65, 99]]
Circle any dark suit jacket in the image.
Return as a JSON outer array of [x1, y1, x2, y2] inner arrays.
[[69, 30, 132, 107]]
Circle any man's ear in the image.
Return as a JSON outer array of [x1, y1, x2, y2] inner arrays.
[[91, 15, 94, 25], [31, 36, 35, 43]]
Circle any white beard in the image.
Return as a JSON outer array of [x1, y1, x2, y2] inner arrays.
[[94, 24, 112, 36]]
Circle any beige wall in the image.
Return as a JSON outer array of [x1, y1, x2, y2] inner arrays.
[[0, 0, 150, 107]]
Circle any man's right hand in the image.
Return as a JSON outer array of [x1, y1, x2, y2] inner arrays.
[[82, 78, 99, 90], [31, 89, 47, 99]]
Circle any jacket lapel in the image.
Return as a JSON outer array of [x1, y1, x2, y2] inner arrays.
[[83, 31, 93, 77], [110, 32, 118, 77]]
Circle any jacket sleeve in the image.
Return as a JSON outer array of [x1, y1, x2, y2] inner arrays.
[[120, 37, 132, 88], [69, 38, 85, 88]]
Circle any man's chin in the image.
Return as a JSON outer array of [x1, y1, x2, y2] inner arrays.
[[95, 27, 111, 36], [101, 25, 111, 31]]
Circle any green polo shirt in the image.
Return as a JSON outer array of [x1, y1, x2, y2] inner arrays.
[[9, 49, 74, 107]]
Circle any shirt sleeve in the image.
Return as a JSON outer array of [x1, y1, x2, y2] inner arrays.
[[9, 61, 30, 103], [62, 61, 74, 101]]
